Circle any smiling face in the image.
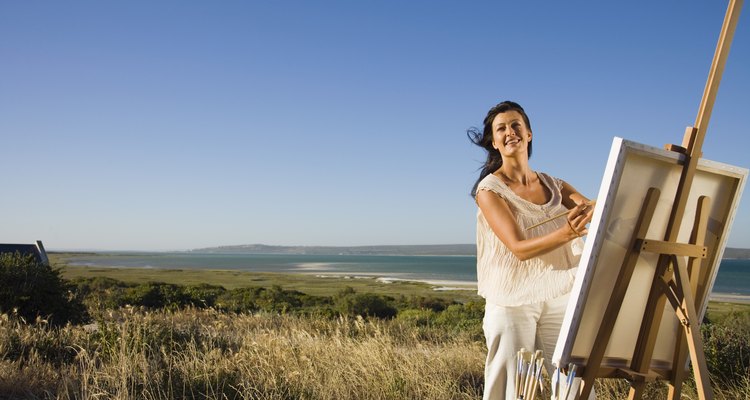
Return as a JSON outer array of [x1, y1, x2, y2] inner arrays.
[[491, 110, 532, 158]]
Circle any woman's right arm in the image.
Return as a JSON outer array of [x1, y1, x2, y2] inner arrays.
[[476, 190, 590, 261]]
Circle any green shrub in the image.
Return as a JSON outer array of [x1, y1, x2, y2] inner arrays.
[[396, 308, 437, 327], [0, 252, 86, 325], [255, 285, 304, 313], [72, 276, 131, 310], [215, 285, 333, 315], [336, 290, 397, 319], [703, 312, 750, 385], [397, 295, 454, 312], [123, 282, 187, 309], [183, 283, 226, 308], [434, 301, 484, 338], [216, 286, 262, 313]]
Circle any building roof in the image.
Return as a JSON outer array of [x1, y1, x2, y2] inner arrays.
[[0, 241, 49, 265]]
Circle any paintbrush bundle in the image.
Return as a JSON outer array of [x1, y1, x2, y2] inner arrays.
[[514, 348, 545, 400], [514, 348, 581, 399], [552, 363, 577, 400]]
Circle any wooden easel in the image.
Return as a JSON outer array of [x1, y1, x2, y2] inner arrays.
[[574, 1, 744, 399]]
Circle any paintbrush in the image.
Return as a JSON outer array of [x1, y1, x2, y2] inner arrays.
[[561, 363, 577, 400], [529, 357, 544, 400], [520, 350, 531, 398], [525, 202, 592, 231], [554, 367, 560, 400], [516, 350, 524, 399], [527, 350, 543, 399], [524, 351, 535, 398]]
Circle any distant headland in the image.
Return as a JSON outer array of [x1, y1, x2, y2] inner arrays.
[[724, 247, 750, 259], [189, 244, 477, 256], [188, 244, 750, 259]]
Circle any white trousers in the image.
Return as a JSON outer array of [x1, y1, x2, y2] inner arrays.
[[482, 293, 595, 400]]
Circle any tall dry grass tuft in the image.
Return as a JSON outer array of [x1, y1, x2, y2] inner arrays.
[[2, 307, 749, 399], [0, 308, 484, 399]]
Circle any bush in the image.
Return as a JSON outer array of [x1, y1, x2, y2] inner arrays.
[[434, 301, 484, 339], [335, 289, 397, 319], [255, 285, 304, 313], [215, 285, 333, 315], [0, 252, 86, 325], [216, 287, 263, 313], [73, 279, 229, 311], [397, 295, 454, 312], [123, 282, 188, 309], [73, 276, 131, 310], [396, 308, 437, 327], [183, 283, 226, 308], [703, 312, 750, 385]]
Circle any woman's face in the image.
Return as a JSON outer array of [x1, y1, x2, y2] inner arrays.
[[491, 110, 532, 157]]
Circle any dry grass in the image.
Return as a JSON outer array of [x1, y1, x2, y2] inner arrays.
[[1, 308, 748, 399], [0, 308, 484, 399]]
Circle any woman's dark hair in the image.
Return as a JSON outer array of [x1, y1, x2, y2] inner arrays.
[[467, 100, 533, 197]]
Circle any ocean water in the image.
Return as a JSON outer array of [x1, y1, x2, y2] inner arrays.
[[64, 253, 750, 296], [65, 253, 478, 284], [712, 259, 750, 295]]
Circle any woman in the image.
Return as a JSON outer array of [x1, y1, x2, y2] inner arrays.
[[469, 101, 594, 399]]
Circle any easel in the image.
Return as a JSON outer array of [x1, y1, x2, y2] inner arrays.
[[574, 1, 744, 399]]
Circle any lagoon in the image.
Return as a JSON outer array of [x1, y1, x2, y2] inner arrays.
[[59, 252, 750, 297]]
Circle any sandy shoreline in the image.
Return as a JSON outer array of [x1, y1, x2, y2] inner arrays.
[[58, 256, 750, 304], [312, 273, 477, 290], [321, 273, 750, 303], [320, 273, 750, 303], [709, 293, 750, 304]]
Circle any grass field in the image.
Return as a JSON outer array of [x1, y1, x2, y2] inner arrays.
[[52, 253, 750, 318], [52, 253, 481, 303], [0, 253, 745, 399]]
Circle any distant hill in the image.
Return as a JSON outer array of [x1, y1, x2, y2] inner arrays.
[[190, 244, 750, 259], [723, 247, 750, 259], [190, 244, 476, 256]]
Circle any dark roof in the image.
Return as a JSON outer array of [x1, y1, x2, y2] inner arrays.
[[0, 241, 49, 265]]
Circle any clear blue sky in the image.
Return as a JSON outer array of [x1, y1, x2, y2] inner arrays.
[[1, 1, 749, 251]]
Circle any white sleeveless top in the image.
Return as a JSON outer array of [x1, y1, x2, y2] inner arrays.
[[476, 172, 582, 306]]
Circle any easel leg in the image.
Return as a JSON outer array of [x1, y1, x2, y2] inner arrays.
[[666, 257, 689, 400], [669, 196, 711, 400], [673, 258, 714, 400], [667, 348, 687, 400], [628, 382, 646, 400]]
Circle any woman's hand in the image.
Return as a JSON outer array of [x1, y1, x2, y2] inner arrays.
[[565, 201, 595, 238]]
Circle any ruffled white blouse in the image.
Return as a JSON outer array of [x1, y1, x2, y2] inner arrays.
[[476, 172, 583, 306]]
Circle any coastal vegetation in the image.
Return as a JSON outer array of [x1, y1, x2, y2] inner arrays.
[[0, 252, 749, 399]]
